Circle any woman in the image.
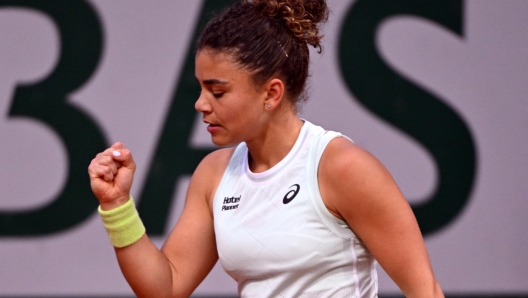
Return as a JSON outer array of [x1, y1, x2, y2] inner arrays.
[[88, 0, 444, 297]]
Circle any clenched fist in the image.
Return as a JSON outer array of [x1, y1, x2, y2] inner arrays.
[[88, 142, 136, 210]]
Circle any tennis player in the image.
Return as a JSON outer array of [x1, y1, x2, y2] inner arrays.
[[88, 0, 444, 297]]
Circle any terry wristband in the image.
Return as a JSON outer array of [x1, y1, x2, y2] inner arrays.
[[98, 196, 146, 248]]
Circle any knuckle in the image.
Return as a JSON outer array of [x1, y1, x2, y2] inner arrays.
[[102, 166, 111, 174]]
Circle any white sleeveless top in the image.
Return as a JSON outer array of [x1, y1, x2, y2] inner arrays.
[[213, 120, 378, 297]]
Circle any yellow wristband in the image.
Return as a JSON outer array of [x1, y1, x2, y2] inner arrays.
[[98, 196, 146, 248]]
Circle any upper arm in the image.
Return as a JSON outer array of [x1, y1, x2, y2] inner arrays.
[[160, 147, 234, 297], [319, 138, 442, 297]]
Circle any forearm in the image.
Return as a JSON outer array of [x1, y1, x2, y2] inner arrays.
[[98, 198, 175, 296], [115, 234, 175, 298]]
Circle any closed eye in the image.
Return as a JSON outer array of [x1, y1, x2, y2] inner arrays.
[[212, 91, 224, 99]]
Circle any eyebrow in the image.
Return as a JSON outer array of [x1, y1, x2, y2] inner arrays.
[[202, 79, 229, 85]]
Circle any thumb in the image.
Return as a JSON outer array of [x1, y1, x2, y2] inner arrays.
[[111, 141, 125, 150], [112, 149, 136, 173]]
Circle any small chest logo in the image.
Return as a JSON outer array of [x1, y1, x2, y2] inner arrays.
[[222, 195, 241, 211], [283, 184, 300, 204]]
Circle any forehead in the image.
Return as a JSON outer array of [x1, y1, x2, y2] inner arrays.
[[195, 49, 262, 91], [195, 49, 243, 77]]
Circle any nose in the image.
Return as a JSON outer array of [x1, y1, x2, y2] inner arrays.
[[195, 91, 211, 113]]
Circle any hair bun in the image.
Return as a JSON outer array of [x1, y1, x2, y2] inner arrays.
[[248, 0, 328, 51]]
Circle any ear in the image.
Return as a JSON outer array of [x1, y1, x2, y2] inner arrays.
[[263, 78, 285, 110]]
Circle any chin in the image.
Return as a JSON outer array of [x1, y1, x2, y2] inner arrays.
[[211, 136, 238, 147]]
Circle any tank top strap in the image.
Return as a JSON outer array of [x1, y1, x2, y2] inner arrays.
[[306, 123, 358, 239]]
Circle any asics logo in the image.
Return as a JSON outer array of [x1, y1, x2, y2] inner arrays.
[[283, 184, 300, 204]]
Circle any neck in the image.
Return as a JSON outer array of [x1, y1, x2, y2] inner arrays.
[[246, 113, 304, 173]]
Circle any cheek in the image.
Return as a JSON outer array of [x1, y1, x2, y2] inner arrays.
[[217, 105, 239, 122], [217, 90, 265, 130], [226, 94, 258, 119], [237, 101, 263, 125]]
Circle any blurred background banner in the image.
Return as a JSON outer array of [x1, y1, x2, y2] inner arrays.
[[0, 0, 526, 296]]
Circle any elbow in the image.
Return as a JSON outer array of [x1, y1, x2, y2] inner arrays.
[[432, 280, 444, 298], [420, 280, 444, 298], [405, 279, 444, 298]]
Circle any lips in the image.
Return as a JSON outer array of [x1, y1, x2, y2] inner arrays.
[[205, 122, 221, 133]]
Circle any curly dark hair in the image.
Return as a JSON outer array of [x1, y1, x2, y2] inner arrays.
[[196, 0, 328, 106]]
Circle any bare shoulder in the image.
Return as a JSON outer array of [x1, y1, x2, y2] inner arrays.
[[188, 147, 237, 206], [195, 146, 236, 176], [318, 137, 403, 221], [319, 137, 390, 186]]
